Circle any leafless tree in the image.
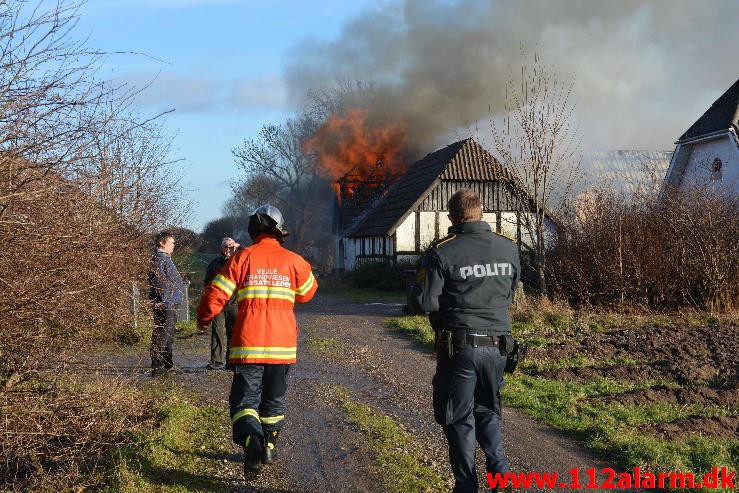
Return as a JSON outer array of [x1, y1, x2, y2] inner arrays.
[[224, 173, 282, 221], [72, 107, 186, 230], [490, 51, 582, 295], [231, 113, 333, 254], [0, 1, 186, 488]]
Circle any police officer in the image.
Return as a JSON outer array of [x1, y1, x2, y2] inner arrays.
[[197, 205, 317, 478], [407, 189, 520, 493]]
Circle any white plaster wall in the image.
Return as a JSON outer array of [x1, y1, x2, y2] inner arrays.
[[520, 212, 539, 249], [439, 213, 452, 236], [419, 211, 436, 250], [396, 214, 416, 251], [682, 136, 739, 193], [342, 238, 358, 270], [500, 212, 518, 239], [482, 212, 497, 233]]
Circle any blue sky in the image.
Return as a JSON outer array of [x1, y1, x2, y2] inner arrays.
[[74, 0, 376, 231], [69, 0, 739, 232]]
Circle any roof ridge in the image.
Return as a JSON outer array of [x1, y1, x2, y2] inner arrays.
[[679, 77, 739, 142]]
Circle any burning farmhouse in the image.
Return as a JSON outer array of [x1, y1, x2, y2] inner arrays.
[[333, 137, 549, 271]]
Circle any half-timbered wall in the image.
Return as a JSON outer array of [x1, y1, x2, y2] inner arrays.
[[339, 235, 395, 270], [418, 180, 517, 212], [341, 179, 544, 270]]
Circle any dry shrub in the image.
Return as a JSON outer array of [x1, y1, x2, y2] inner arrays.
[[0, 2, 188, 487], [1, 372, 152, 491], [0, 168, 154, 489], [550, 187, 738, 312]]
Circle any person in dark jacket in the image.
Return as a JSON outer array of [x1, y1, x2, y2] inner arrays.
[[204, 236, 240, 370], [148, 230, 186, 375], [407, 189, 520, 493]]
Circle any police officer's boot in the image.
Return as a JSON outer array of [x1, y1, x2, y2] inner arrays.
[[243, 434, 263, 478], [262, 430, 280, 464], [491, 486, 514, 493]]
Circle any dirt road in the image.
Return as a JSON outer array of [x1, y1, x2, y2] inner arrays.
[[113, 293, 649, 492]]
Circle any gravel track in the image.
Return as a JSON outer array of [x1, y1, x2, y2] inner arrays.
[[96, 293, 648, 492]]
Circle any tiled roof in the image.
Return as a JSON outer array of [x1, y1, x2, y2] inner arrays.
[[679, 78, 739, 142], [345, 138, 509, 237], [439, 139, 512, 181]]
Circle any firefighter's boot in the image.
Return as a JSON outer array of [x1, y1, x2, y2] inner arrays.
[[243, 434, 263, 478], [262, 430, 280, 464]]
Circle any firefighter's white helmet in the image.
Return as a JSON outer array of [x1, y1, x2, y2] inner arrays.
[[249, 204, 288, 238]]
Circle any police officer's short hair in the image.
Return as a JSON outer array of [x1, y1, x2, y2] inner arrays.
[[448, 189, 483, 223]]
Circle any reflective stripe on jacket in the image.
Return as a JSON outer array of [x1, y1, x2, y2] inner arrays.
[[196, 235, 317, 364]]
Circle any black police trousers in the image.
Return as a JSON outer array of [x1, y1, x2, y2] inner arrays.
[[433, 343, 510, 493], [230, 364, 289, 446]]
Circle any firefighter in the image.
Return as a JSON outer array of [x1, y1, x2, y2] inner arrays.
[[197, 205, 317, 478], [407, 189, 520, 493]]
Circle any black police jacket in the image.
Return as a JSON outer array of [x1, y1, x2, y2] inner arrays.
[[407, 221, 520, 333]]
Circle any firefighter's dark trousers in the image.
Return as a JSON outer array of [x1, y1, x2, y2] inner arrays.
[[433, 344, 510, 493], [150, 304, 178, 369], [230, 364, 290, 446], [210, 305, 236, 364]]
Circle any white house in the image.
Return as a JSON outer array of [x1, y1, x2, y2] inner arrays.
[[336, 138, 553, 270], [661, 78, 739, 197]]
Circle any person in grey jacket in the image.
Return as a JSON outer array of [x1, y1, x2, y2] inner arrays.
[[148, 230, 186, 375], [203, 236, 240, 369]]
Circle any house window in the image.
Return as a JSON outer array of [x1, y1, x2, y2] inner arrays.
[[711, 158, 723, 182]]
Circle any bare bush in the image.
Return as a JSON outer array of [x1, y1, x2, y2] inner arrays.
[[0, 167, 155, 488], [1, 371, 151, 490], [551, 187, 738, 312], [490, 50, 582, 296], [0, 1, 185, 488]]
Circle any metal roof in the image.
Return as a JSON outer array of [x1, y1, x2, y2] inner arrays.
[[580, 150, 673, 196]]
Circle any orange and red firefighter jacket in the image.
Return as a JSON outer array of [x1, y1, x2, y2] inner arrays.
[[197, 235, 317, 364]]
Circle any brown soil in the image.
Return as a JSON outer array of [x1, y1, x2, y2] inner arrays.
[[533, 324, 738, 385], [649, 415, 739, 440], [599, 383, 739, 408], [526, 322, 738, 441]]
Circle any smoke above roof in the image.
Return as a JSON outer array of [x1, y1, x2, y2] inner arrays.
[[285, 0, 739, 155]]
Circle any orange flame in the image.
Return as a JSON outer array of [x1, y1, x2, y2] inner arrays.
[[305, 108, 408, 182]]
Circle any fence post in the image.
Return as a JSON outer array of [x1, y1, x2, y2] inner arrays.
[[178, 278, 191, 322], [131, 281, 140, 330]]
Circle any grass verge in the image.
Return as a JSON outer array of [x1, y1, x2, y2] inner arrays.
[[386, 315, 435, 348], [317, 276, 406, 304], [335, 385, 448, 493], [100, 381, 232, 493]]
